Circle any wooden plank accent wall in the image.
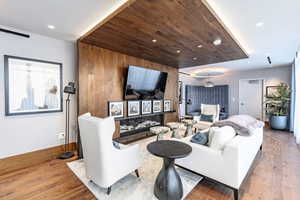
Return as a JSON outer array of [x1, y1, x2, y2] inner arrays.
[[0, 143, 76, 176], [78, 42, 179, 138]]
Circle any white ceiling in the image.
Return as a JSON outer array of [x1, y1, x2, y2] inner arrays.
[[0, 0, 128, 41], [0, 0, 299, 72]]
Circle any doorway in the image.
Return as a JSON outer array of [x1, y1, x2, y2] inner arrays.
[[239, 79, 264, 120]]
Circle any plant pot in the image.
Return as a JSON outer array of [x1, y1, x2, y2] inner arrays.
[[269, 115, 288, 130]]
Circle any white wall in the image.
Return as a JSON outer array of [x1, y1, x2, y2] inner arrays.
[[0, 26, 77, 159], [179, 65, 292, 117]]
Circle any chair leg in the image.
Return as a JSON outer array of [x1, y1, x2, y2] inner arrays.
[[233, 189, 239, 200], [107, 186, 111, 195], [135, 169, 140, 178]]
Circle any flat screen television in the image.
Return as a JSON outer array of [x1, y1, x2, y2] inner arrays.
[[125, 66, 168, 100]]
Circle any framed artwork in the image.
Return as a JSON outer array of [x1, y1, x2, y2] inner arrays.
[[164, 100, 171, 112], [153, 100, 162, 113], [266, 86, 281, 98], [108, 101, 124, 118], [178, 81, 182, 104], [127, 101, 140, 116], [141, 100, 152, 115], [4, 55, 63, 116]]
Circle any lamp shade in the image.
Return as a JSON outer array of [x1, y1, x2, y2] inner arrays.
[[64, 82, 76, 94]]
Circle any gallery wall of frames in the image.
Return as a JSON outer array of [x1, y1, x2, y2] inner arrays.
[[108, 100, 172, 119]]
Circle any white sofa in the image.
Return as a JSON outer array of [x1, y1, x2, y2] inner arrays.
[[78, 113, 142, 195], [175, 127, 263, 200]]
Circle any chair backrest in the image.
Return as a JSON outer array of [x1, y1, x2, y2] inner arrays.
[[78, 113, 116, 180], [201, 104, 220, 121]]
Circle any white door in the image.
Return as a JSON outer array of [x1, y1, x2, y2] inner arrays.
[[239, 79, 263, 119]]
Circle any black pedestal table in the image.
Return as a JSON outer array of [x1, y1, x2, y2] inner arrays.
[[147, 140, 192, 200]]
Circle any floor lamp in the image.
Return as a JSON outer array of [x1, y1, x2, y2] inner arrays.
[[58, 82, 76, 159]]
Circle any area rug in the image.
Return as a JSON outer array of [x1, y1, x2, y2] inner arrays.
[[67, 136, 202, 200]]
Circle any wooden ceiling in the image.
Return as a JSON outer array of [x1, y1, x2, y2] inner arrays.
[[80, 0, 248, 68]]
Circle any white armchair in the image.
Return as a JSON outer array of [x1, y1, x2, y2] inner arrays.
[[201, 104, 220, 122], [193, 104, 220, 131], [78, 113, 142, 195]]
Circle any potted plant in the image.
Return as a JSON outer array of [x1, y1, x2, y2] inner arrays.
[[265, 83, 291, 130]]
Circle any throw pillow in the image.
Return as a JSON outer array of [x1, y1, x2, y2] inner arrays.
[[200, 114, 214, 122], [190, 131, 209, 145], [209, 126, 236, 150]]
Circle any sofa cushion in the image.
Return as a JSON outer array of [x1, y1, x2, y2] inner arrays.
[[200, 114, 214, 122], [209, 126, 236, 150], [207, 127, 219, 146], [190, 131, 209, 145]]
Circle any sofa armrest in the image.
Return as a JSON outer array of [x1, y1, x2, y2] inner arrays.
[[112, 144, 142, 176], [118, 144, 141, 165], [223, 128, 263, 188]]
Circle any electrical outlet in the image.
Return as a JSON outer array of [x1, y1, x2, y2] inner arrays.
[[58, 132, 65, 140]]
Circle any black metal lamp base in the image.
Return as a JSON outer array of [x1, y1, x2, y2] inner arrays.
[[58, 152, 74, 159]]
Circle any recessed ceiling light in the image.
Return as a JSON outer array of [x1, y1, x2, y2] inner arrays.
[[47, 25, 55, 29], [176, 50, 181, 53], [197, 44, 203, 48], [213, 38, 222, 46], [193, 57, 197, 60], [152, 39, 157, 43], [256, 22, 264, 27]]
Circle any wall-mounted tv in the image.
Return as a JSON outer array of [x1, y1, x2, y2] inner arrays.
[[125, 66, 168, 100]]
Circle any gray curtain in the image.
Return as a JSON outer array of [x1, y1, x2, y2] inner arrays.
[[290, 60, 295, 131]]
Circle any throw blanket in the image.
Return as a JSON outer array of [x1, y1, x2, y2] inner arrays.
[[213, 115, 265, 136]]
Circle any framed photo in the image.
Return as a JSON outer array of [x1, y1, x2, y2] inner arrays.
[[178, 81, 182, 104], [153, 100, 162, 113], [108, 101, 124, 118], [164, 100, 171, 112], [4, 55, 63, 116], [141, 100, 152, 115], [127, 101, 140, 116], [266, 86, 281, 98]]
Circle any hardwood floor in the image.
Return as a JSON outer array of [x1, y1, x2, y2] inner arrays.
[[0, 128, 299, 200]]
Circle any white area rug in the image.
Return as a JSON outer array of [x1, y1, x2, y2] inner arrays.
[[67, 137, 202, 200]]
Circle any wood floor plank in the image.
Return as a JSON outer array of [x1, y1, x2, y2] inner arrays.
[[0, 128, 299, 200]]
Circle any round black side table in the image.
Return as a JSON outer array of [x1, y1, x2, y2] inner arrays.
[[147, 140, 192, 200]]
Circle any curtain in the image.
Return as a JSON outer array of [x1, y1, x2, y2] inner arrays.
[[292, 53, 300, 144]]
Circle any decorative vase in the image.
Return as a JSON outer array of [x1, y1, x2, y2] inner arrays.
[[269, 115, 288, 130]]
